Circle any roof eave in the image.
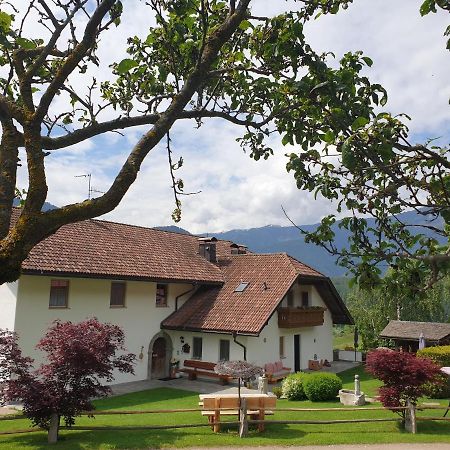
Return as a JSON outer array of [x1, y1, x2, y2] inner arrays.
[[298, 275, 354, 325], [161, 324, 260, 337], [21, 269, 224, 286], [380, 334, 449, 342]]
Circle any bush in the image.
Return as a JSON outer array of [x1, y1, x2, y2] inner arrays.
[[281, 372, 307, 400], [272, 386, 283, 399], [366, 349, 442, 421], [302, 373, 342, 401], [417, 345, 450, 367], [417, 345, 450, 398]]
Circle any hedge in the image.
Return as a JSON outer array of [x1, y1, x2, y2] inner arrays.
[[417, 345, 450, 398], [417, 345, 450, 367]]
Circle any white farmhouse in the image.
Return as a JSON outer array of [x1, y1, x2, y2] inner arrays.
[[0, 209, 353, 384]]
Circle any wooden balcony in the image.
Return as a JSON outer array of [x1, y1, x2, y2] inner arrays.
[[278, 307, 326, 328]]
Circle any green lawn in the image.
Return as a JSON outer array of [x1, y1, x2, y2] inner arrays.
[[340, 365, 382, 398], [333, 328, 354, 350], [0, 370, 449, 449]]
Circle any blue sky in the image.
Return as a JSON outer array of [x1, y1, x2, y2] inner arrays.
[[14, 0, 450, 233]]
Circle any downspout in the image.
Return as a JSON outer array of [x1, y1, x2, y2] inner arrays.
[[233, 331, 247, 361], [175, 284, 196, 311]]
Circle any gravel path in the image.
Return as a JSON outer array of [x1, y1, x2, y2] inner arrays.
[[174, 445, 450, 450]]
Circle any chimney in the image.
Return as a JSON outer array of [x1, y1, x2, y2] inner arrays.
[[230, 243, 239, 255], [198, 237, 217, 263], [237, 244, 248, 255]]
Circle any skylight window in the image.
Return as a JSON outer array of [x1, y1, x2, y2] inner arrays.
[[235, 282, 249, 292]]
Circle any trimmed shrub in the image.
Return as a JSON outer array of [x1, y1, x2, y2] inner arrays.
[[272, 386, 283, 399], [281, 372, 307, 400], [417, 345, 450, 398], [302, 373, 342, 402]]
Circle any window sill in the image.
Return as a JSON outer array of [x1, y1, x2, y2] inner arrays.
[[110, 305, 126, 309], [49, 306, 69, 309]]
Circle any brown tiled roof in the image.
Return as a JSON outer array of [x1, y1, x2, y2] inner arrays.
[[380, 320, 450, 342], [11, 209, 352, 330], [162, 253, 352, 335], [14, 210, 223, 284]]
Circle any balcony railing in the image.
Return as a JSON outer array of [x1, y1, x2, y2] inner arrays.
[[278, 307, 326, 328]]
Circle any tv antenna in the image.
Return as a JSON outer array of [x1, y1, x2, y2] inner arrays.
[[75, 173, 105, 199]]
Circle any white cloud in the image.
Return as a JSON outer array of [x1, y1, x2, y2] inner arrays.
[[12, 0, 450, 233]]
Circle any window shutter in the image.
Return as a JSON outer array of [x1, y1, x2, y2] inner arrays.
[[110, 282, 126, 307]]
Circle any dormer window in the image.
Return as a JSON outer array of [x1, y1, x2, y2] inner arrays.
[[235, 282, 249, 292]]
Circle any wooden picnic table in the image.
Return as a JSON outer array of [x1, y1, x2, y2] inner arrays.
[[199, 393, 276, 432]]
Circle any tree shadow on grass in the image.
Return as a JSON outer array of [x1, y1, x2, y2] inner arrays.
[[1, 427, 205, 450], [415, 420, 450, 435]]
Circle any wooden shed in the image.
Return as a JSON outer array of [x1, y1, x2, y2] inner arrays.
[[379, 320, 450, 352]]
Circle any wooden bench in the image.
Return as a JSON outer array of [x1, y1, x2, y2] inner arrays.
[[264, 361, 292, 384], [179, 360, 231, 384], [201, 395, 276, 432]]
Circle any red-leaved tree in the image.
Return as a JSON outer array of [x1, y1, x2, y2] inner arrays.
[[0, 318, 135, 442], [366, 349, 441, 422]]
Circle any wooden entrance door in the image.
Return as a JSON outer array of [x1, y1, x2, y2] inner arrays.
[[294, 334, 301, 372], [151, 337, 166, 379]]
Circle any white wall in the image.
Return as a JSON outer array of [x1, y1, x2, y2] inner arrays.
[[246, 283, 333, 371], [15, 275, 193, 383], [0, 281, 18, 331], [168, 330, 248, 365], [14, 275, 335, 384]]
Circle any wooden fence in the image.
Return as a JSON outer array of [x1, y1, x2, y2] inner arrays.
[[1, 403, 449, 443]]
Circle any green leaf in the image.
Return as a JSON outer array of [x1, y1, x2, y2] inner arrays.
[[341, 140, 357, 170], [351, 116, 369, 131], [239, 20, 251, 31], [419, 0, 435, 16], [116, 58, 138, 74], [17, 37, 37, 50], [282, 134, 293, 146], [0, 11, 12, 32], [441, 209, 450, 224], [323, 130, 336, 144], [362, 56, 373, 67]]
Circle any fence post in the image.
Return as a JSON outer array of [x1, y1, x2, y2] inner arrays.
[[405, 399, 417, 434], [48, 413, 60, 444], [239, 397, 248, 438]]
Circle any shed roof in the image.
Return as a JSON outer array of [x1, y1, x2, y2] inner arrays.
[[380, 320, 450, 342]]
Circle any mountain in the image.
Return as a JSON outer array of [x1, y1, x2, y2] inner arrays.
[[199, 210, 444, 277], [13, 199, 57, 211], [153, 225, 191, 235]]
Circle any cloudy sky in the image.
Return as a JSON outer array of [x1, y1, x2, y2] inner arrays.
[[14, 0, 450, 233]]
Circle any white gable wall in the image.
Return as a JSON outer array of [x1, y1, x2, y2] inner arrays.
[[0, 281, 18, 331], [246, 285, 333, 371], [14, 275, 193, 383]]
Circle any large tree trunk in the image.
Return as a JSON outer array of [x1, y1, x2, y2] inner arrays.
[[48, 413, 60, 444]]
